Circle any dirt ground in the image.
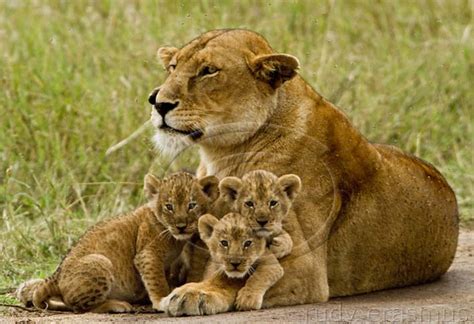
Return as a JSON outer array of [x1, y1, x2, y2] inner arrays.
[[2, 230, 473, 323]]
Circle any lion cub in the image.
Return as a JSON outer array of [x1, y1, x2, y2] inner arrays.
[[217, 170, 301, 310], [219, 170, 301, 259], [16, 172, 218, 313], [199, 212, 283, 312]]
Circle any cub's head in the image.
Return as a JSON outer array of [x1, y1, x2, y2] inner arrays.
[[148, 29, 300, 156], [219, 170, 301, 237], [199, 213, 266, 278], [144, 172, 219, 240]]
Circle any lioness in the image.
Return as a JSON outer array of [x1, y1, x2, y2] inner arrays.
[[162, 213, 284, 315], [16, 172, 218, 312], [148, 29, 458, 315]]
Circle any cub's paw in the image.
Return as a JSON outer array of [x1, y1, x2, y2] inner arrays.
[[165, 283, 231, 316], [235, 288, 263, 311], [269, 237, 291, 259]]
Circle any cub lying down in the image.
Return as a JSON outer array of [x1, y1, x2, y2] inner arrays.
[[16, 172, 218, 313], [161, 212, 283, 315]]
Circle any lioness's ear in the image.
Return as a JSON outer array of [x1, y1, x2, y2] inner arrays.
[[278, 174, 302, 201], [198, 214, 219, 242], [219, 177, 243, 201], [248, 53, 300, 88], [157, 47, 179, 69], [199, 175, 220, 201], [144, 174, 161, 200]]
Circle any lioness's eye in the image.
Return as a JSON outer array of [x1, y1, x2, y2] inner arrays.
[[220, 240, 229, 247], [243, 240, 252, 248], [199, 65, 219, 77], [165, 203, 174, 211], [269, 200, 279, 208], [245, 201, 254, 208], [188, 202, 197, 210]]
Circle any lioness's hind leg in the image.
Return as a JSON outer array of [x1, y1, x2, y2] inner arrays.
[[60, 254, 115, 311], [91, 299, 133, 313]]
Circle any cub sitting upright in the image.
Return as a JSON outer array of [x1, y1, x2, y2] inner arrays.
[[16, 172, 218, 313]]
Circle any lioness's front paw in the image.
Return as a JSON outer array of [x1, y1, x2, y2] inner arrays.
[[166, 284, 231, 316], [235, 288, 263, 311]]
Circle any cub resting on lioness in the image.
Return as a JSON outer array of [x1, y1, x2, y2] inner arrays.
[[149, 29, 459, 315], [162, 212, 284, 316], [16, 172, 218, 313], [218, 170, 301, 260]]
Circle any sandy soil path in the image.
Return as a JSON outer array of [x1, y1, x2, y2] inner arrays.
[[2, 230, 472, 323]]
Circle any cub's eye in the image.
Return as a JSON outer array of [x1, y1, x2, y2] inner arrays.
[[245, 201, 254, 208], [269, 200, 279, 208], [168, 64, 176, 72], [199, 65, 219, 77], [165, 203, 174, 211], [243, 240, 252, 248], [220, 240, 229, 248], [188, 202, 197, 210]]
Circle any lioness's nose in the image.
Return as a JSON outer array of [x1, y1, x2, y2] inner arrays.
[[148, 87, 160, 105], [155, 101, 179, 118]]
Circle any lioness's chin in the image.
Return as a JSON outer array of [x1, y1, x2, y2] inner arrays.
[[152, 131, 193, 157]]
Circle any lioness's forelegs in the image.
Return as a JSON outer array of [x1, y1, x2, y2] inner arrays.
[[262, 245, 329, 308]]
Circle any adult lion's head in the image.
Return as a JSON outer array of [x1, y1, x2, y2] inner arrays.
[[148, 29, 299, 156]]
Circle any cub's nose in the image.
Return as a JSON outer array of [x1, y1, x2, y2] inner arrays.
[[176, 224, 186, 233], [148, 87, 160, 105], [155, 101, 179, 118], [257, 219, 268, 227], [230, 261, 241, 270]]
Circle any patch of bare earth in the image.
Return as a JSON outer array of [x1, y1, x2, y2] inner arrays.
[[2, 230, 473, 323]]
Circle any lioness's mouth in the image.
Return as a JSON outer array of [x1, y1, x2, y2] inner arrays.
[[160, 124, 203, 140]]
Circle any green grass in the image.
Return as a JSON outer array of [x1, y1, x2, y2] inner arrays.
[[0, 0, 472, 296]]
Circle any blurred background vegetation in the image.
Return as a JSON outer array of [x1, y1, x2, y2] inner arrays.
[[0, 0, 472, 293]]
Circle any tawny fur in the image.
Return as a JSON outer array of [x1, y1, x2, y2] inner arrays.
[[16, 172, 218, 313], [149, 29, 459, 315], [219, 170, 301, 260], [161, 213, 284, 315]]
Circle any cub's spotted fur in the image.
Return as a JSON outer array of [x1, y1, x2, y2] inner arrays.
[[16, 172, 218, 313], [219, 170, 301, 260], [161, 212, 283, 315]]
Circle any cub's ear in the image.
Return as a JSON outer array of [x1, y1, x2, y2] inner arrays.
[[219, 177, 242, 201], [199, 175, 220, 201], [144, 174, 161, 200], [248, 53, 300, 89], [157, 47, 179, 69], [198, 214, 219, 242], [278, 174, 302, 201]]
